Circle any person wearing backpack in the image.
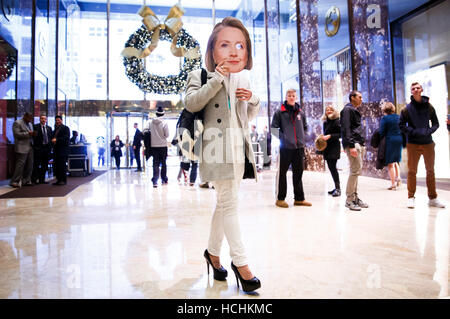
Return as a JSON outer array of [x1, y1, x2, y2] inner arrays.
[[184, 17, 261, 293], [399, 82, 445, 209]]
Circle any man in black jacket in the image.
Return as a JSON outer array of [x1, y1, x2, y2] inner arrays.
[[340, 90, 369, 211], [32, 115, 53, 184], [271, 89, 312, 208], [399, 82, 445, 209], [132, 123, 143, 171], [52, 115, 70, 185]]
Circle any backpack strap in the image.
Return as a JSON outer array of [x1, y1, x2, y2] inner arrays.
[[194, 68, 208, 121], [201, 68, 207, 86]]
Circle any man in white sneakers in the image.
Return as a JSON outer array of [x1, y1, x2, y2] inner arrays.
[[399, 82, 445, 209]]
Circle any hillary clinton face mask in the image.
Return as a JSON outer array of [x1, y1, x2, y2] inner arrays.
[[213, 26, 248, 74]]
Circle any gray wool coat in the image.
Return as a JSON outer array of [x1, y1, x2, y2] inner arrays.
[[13, 118, 33, 154], [184, 69, 260, 182]]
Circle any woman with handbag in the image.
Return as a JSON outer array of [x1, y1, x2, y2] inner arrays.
[[321, 106, 342, 197], [184, 17, 261, 293]]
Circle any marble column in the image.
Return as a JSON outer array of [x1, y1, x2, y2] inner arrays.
[[349, 0, 393, 178], [298, 0, 324, 171]]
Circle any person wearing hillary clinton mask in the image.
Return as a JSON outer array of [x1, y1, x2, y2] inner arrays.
[[184, 17, 261, 293]]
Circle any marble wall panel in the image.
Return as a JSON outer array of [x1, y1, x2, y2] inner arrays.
[[298, 0, 324, 171], [349, 0, 393, 178]]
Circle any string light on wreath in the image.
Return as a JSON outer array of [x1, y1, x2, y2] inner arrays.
[[121, 4, 202, 95], [0, 52, 16, 82]]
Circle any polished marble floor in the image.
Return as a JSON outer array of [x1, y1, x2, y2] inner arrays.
[[0, 165, 448, 299]]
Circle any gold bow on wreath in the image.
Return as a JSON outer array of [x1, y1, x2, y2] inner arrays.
[[122, 4, 200, 59]]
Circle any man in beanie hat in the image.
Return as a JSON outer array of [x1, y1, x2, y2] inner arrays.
[[145, 106, 169, 187]]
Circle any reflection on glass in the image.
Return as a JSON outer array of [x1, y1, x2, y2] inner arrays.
[[321, 48, 352, 113], [279, 0, 298, 97], [66, 116, 108, 167], [413, 203, 429, 257], [404, 65, 449, 179], [34, 68, 48, 120], [109, 9, 145, 101], [393, 1, 450, 179], [0, 35, 17, 181], [74, 1, 107, 100], [433, 210, 449, 298]]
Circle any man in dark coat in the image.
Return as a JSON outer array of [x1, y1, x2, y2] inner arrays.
[[399, 82, 445, 209], [32, 115, 53, 184], [51, 115, 70, 185], [340, 90, 369, 211], [132, 123, 143, 171], [271, 89, 311, 208]]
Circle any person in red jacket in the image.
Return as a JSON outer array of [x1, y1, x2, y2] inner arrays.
[[271, 89, 312, 208]]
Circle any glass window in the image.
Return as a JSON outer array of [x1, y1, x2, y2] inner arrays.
[[0, 36, 17, 181], [321, 48, 352, 113], [34, 67, 48, 121], [393, 1, 450, 179], [75, 1, 107, 100], [279, 0, 299, 96], [109, 6, 145, 101]]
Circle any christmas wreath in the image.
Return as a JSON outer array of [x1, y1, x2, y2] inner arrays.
[[0, 52, 16, 82], [121, 5, 202, 95]]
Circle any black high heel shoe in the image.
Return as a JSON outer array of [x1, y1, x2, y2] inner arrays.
[[230, 262, 261, 293], [204, 249, 227, 281]]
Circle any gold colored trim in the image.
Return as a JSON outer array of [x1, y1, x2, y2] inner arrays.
[[325, 6, 340, 37]]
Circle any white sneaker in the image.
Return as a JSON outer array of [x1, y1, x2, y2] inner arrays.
[[407, 198, 415, 209], [428, 198, 446, 208]]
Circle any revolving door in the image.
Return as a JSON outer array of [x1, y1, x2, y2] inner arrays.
[[107, 112, 148, 169]]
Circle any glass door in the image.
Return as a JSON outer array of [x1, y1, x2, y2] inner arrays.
[[127, 112, 147, 169], [108, 112, 147, 169]]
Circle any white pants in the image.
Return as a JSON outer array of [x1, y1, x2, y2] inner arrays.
[[209, 171, 247, 267]]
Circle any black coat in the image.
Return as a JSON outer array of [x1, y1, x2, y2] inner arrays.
[[33, 123, 53, 150], [340, 103, 365, 148], [322, 118, 341, 160], [52, 124, 70, 157], [399, 95, 439, 145], [110, 140, 124, 157], [133, 129, 143, 148], [271, 102, 307, 149]]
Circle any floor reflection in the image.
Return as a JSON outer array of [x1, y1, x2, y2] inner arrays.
[[0, 168, 448, 298]]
